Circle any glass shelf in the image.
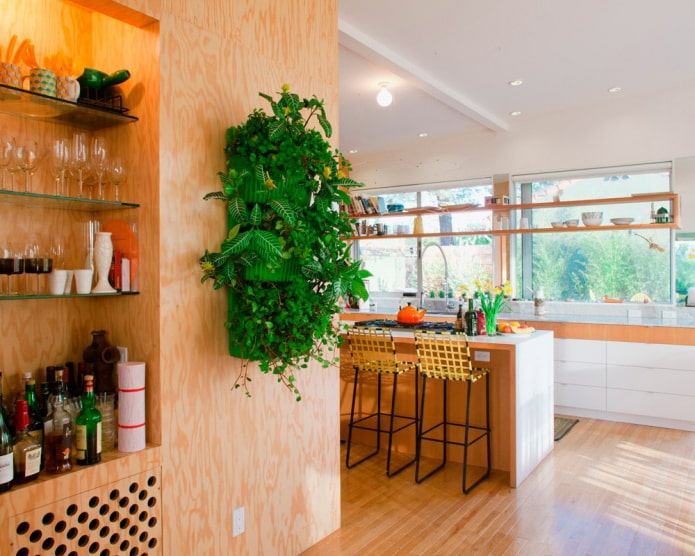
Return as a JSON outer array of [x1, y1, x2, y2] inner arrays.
[[0, 84, 138, 130], [0, 291, 139, 301], [0, 190, 139, 211]]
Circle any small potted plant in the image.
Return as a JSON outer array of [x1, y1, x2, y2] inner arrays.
[[200, 85, 370, 399]]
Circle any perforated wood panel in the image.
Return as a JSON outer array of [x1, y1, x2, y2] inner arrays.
[[8, 468, 161, 556]]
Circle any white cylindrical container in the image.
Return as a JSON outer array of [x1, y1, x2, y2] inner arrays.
[[117, 362, 146, 452], [534, 286, 546, 316], [92, 232, 116, 293]]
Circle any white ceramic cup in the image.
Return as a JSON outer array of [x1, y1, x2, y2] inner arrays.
[[74, 269, 94, 294], [49, 269, 68, 295], [63, 270, 74, 294]]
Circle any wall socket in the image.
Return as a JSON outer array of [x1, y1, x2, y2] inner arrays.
[[474, 350, 490, 362], [232, 506, 245, 537]]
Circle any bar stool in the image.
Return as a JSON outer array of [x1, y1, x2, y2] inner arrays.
[[413, 329, 491, 493], [345, 326, 418, 477]]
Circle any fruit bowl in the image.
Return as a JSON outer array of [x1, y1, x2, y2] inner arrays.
[[581, 211, 603, 226]]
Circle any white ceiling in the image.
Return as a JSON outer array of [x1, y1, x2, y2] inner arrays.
[[338, 0, 695, 161]]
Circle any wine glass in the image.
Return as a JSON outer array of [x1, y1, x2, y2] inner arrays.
[[4, 242, 24, 295], [16, 141, 41, 193], [0, 243, 11, 295], [70, 133, 89, 198], [50, 138, 70, 196], [108, 157, 126, 202], [24, 240, 41, 295], [0, 135, 15, 190], [91, 136, 108, 200]]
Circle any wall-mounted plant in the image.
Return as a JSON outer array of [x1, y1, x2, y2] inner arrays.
[[200, 85, 370, 400]]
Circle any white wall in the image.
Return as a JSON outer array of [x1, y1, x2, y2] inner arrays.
[[352, 79, 695, 229]]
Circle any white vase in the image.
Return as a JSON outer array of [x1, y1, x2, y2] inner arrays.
[[92, 232, 116, 293]]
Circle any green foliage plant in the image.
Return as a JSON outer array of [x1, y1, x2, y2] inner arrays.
[[199, 85, 371, 400]]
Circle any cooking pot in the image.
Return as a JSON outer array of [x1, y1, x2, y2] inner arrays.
[[78, 68, 131, 92], [397, 302, 427, 324]]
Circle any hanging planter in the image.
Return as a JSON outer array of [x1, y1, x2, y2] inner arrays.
[[200, 85, 371, 400]]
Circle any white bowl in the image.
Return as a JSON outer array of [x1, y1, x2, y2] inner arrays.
[[564, 219, 579, 227], [551, 221, 565, 228], [610, 217, 634, 225], [581, 211, 603, 226]]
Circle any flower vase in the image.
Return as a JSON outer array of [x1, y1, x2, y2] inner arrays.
[[92, 232, 116, 293], [485, 313, 498, 336]]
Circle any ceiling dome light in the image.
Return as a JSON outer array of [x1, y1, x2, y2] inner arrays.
[[510, 111, 522, 116], [608, 87, 622, 93], [417, 132, 428, 138], [376, 82, 393, 107], [509, 79, 523, 86]]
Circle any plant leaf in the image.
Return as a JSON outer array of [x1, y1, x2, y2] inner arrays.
[[249, 203, 262, 226], [317, 112, 332, 138], [251, 230, 283, 260], [227, 197, 249, 224], [222, 232, 252, 255], [269, 198, 296, 225], [203, 191, 227, 201]]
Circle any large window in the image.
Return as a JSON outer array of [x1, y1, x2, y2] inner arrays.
[[355, 181, 494, 312], [513, 163, 673, 303]]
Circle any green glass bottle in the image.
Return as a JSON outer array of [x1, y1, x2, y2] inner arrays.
[[75, 375, 102, 465], [24, 378, 43, 450]]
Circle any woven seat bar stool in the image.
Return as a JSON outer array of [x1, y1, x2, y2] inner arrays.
[[345, 326, 419, 477], [413, 329, 491, 493]]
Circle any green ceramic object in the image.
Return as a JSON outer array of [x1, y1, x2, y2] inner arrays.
[[78, 68, 130, 92]]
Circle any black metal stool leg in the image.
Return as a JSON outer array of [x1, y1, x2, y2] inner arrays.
[[346, 368, 380, 469]]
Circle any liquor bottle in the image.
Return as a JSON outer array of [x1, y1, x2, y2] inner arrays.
[[454, 303, 464, 332], [75, 375, 102, 465], [0, 378, 13, 493], [23, 379, 43, 449], [44, 382, 73, 474], [12, 399, 42, 484], [0, 371, 11, 438], [464, 298, 478, 336]]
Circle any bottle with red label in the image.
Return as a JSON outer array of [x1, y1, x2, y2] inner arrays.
[[475, 298, 487, 335]]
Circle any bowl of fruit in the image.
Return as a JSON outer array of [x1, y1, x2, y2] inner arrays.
[[497, 321, 535, 334]]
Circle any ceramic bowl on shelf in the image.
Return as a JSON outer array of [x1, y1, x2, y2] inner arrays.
[[564, 219, 579, 227], [610, 217, 635, 225], [581, 211, 603, 226], [551, 221, 565, 228]]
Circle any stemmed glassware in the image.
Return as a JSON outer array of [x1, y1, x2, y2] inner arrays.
[[108, 157, 126, 201], [24, 240, 41, 294], [0, 135, 15, 190], [91, 136, 108, 200], [15, 141, 41, 193], [70, 133, 89, 198], [1, 242, 24, 295], [51, 138, 70, 196]]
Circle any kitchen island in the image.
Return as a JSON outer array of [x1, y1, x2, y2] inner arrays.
[[340, 321, 554, 487]]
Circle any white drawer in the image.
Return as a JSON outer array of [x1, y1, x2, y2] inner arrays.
[[607, 365, 695, 395], [607, 342, 695, 371], [555, 339, 605, 364], [555, 361, 606, 387], [555, 383, 606, 411], [607, 388, 695, 421]]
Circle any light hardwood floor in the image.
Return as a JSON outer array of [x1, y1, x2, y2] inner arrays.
[[302, 417, 695, 555]]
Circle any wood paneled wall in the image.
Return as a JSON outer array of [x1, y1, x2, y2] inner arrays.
[[1, 0, 340, 554]]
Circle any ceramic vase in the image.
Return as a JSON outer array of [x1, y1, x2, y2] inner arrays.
[[92, 232, 116, 293]]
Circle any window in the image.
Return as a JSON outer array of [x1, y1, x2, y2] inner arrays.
[[513, 163, 673, 303], [354, 181, 493, 312]]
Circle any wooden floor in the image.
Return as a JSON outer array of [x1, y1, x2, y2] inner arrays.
[[302, 417, 695, 555]]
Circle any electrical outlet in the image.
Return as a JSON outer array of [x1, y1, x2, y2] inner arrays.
[[474, 350, 490, 362], [232, 506, 245, 537]]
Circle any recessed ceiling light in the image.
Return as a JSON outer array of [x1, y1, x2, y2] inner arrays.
[[348, 149, 358, 154], [608, 87, 622, 93], [510, 111, 522, 117], [509, 80, 523, 86], [418, 132, 428, 138]]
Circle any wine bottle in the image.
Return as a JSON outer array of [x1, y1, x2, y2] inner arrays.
[[0, 371, 11, 439], [75, 375, 102, 465], [475, 299, 487, 336], [454, 303, 464, 332], [0, 376, 13, 492], [464, 298, 478, 336], [12, 399, 42, 484], [44, 382, 73, 474], [24, 379, 43, 449]]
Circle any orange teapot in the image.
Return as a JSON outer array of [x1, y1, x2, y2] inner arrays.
[[397, 302, 427, 324]]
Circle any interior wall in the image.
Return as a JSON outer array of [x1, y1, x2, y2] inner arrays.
[[153, 1, 340, 554]]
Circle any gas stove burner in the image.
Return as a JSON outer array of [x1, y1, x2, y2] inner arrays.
[[355, 319, 453, 331]]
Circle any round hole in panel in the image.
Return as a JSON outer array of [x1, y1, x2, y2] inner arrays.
[[147, 476, 156, 487], [89, 496, 100, 508], [138, 511, 148, 522], [119, 497, 130, 508], [42, 512, 55, 525], [29, 530, 42, 543], [128, 525, 138, 536], [78, 512, 89, 524], [89, 541, 100, 554], [89, 518, 100, 531], [55, 544, 67, 556], [138, 490, 147, 501], [16, 521, 30, 535], [100, 550, 111, 556], [68, 552, 78, 556], [109, 511, 119, 523], [100, 504, 110, 516], [78, 535, 89, 547], [109, 532, 120, 545], [15, 548, 29, 556], [139, 531, 148, 543], [41, 537, 55, 550], [129, 504, 139, 515], [120, 517, 130, 529], [66, 504, 78, 516], [129, 547, 139, 556], [120, 539, 130, 552], [100, 525, 110, 538], [147, 497, 157, 508], [67, 527, 78, 540], [148, 538, 158, 549], [109, 489, 120, 500], [129, 482, 138, 493], [54, 520, 67, 533], [147, 517, 157, 528]]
